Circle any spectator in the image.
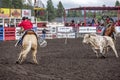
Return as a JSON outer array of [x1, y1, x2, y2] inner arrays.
[[70, 19, 75, 27]]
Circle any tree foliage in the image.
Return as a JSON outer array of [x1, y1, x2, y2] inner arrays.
[[0, 0, 119, 21], [1, 0, 12, 8], [11, 0, 23, 9], [115, 0, 120, 6], [1, 0, 32, 9], [46, 0, 56, 21], [67, 10, 82, 17], [56, 1, 64, 17]]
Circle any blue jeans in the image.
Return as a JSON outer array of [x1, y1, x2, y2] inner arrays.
[[42, 34, 46, 40]]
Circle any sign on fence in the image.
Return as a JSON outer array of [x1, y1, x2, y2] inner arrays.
[[79, 27, 96, 33], [115, 26, 120, 33], [57, 27, 73, 33], [57, 33, 75, 38]]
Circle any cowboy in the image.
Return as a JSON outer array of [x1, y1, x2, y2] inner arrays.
[[101, 21, 116, 40], [15, 17, 33, 46], [18, 17, 33, 31], [101, 23, 111, 36]]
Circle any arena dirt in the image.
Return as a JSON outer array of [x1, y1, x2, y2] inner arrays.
[[0, 37, 120, 80]]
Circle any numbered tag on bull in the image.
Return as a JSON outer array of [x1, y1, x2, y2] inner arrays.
[[38, 38, 47, 47]]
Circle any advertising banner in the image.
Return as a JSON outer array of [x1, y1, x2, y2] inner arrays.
[[50, 27, 57, 33], [57, 27, 73, 33], [79, 27, 96, 33], [11, 9, 21, 18], [115, 26, 120, 33], [0, 8, 10, 17], [57, 33, 75, 38], [22, 9, 31, 18]]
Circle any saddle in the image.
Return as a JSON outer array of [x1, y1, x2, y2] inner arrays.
[[15, 30, 38, 47], [23, 30, 38, 39], [26, 30, 35, 34]]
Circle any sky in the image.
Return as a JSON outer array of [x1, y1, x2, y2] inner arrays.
[[40, 0, 120, 9]]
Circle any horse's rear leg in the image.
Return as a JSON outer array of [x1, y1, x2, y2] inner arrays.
[[32, 49, 38, 64], [20, 53, 28, 64], [16, 49, 29, 64], [16, 51, 24, 64]]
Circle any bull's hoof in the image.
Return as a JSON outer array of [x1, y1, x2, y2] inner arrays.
[[15, 61, 20, 64], [100, 56, 106, 59], [34, 62, 38, 65]]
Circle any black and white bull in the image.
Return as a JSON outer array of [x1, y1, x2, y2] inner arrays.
[[83, 34, 119, 58]]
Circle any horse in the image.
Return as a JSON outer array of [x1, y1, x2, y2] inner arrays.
[[104, 24, 116, 40], [16, 30, 38, 64]]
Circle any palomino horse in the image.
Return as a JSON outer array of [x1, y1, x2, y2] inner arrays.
[[16, 30, 38, 64]]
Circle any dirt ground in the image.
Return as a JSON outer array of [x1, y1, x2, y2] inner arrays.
[[0, 37, 120, 80]]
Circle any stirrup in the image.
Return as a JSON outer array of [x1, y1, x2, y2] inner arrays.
[[15, 39, 22, 47], [15, 41, 19, 47]]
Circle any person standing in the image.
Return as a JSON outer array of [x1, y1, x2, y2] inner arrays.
[[42, 28, 47, 40]]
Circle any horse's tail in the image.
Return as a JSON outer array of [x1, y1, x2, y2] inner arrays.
[[25, 41, 32, 54]]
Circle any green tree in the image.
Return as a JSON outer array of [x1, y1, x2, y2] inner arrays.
[[11, 0, 23, 9], [74, 10, 82, 17], [115, 0, 120, 6], [67, 10, 74, 17], [46, 0, 55, 21], [56, 1, 64, 17], [1, 0, 12, 8]]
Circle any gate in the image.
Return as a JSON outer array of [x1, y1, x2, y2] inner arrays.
[[4, 27, 16, 40]]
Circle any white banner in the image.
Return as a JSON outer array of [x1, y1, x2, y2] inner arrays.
[[22, 9, 31, 18], [50, 27, 57, 33], [79, 27, 96, 33], [115, 26, 120, 33], [57, 27, 73, 33], [57, 33, 75, 38]]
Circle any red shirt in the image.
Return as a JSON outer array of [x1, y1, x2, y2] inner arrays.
[[18, 19, 33, 30]]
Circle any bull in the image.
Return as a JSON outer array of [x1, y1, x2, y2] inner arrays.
[[83, 33, 119, 58]]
